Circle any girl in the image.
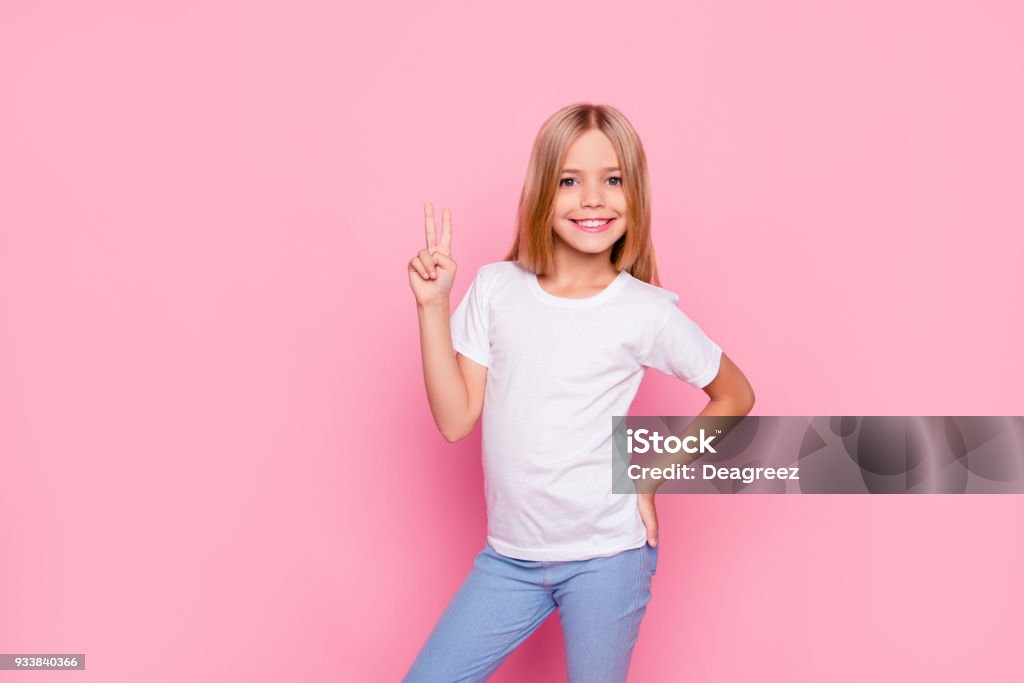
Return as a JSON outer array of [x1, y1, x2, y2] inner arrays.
[[405, 103, 755, 682]]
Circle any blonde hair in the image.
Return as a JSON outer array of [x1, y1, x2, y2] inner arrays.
[[502, 103, 662, 286]]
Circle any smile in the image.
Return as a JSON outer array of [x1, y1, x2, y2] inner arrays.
[[571, 218, 615, 232]]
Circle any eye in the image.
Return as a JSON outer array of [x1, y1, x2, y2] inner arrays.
[[559, 176, 624, 187]]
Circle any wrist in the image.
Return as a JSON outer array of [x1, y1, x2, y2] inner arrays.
[[417, 296, 450, 312]]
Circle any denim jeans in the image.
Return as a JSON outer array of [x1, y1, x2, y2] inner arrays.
[[404, 540, 658, 683]]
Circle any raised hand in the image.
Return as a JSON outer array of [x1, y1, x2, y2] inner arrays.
[[408, 201, 457, 306]]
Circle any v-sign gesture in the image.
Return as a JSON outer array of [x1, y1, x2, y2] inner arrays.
[[409, 202, 458, 306]]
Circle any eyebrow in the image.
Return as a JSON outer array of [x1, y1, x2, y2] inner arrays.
[[560, 167, 620, 173]]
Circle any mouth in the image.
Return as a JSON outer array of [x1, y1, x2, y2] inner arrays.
[[570, 218, 616, 233]]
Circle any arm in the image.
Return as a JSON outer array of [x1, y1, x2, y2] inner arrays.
[[698, 351, 756, 419], [635, 352, 755, 544], [409, 202, 487, 443], [667, 351, 756, 469], [639, 352, 755, 487], [416, 298, 487, 442]]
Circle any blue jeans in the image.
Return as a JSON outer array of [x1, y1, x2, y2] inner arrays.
[[404, 540, 658, 683]]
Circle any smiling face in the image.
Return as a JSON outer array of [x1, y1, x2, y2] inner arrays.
[[551, 128, 629, 258]]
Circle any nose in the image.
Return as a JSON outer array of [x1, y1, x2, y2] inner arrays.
[[581, 184, 606, 209]]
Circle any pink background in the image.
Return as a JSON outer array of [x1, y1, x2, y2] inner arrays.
[[2, 1, 1023, 681]]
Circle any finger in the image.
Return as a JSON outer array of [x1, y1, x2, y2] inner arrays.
[[643, 516, 659, 548], [418, 250, 437, 279], [432, 250, 456, 272], [647, 515, 659, 546], [440, 207, 452, 254], [638, 495, 658, 545], [639, 508, 657, 546], [423, 202, 437, 250], [409, 257, 430, 281]]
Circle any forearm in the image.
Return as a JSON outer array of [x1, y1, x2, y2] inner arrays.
[[634, 397, 754, 494], [417, 298, 472, 441], [688, 396, 753, 455]]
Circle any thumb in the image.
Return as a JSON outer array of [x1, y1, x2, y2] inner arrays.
[[637, 494, 659, 547]]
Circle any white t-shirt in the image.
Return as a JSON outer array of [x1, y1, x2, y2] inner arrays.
[[449, 260, 723, 561]]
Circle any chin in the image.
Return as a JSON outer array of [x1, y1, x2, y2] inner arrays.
[[574, 246, 612, 255]]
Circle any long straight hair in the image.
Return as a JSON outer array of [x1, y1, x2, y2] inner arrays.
[[502, 103, 662, 286]]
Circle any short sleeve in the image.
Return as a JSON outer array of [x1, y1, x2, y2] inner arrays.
[[641, 299, 723, 389], [450, 267, 491, 367]]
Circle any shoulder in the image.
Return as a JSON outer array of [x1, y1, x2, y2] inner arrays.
[[619, 272, 682, 313], [617, 275, 702, 344], [472, 260, 525, 289], [458, 261, 523, 306], [477, 260, 522, 277]]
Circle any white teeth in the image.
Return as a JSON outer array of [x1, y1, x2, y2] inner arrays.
[[575, 219, 611, 227]]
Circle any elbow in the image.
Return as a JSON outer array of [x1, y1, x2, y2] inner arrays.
[[442, 429, 464, 444], [440, 411, 481, 443], [440, 423, 472, 443], [740, 387, 756, 415], [708, 388, 755, 416], [718, 388, 755, 416]]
